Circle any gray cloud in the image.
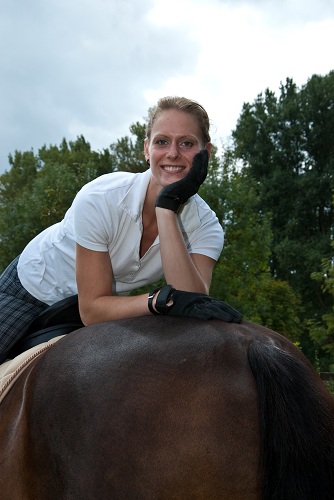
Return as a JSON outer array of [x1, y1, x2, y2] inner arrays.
[[216, 0, 334, 23], [0, 0, 198, 172], [1, 0, 333, 174]]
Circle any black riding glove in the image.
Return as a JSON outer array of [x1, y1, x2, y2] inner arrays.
[[155, 149, 209, 213], [149, 285, 242, 323]]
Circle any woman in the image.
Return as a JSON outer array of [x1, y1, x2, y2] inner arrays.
[[0, 96, 241, 363]]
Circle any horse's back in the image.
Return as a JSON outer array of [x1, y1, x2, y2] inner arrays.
[[1, 317, 262, 499], [1, 316, 333, 499]]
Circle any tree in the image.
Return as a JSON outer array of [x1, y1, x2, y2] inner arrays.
[[232, 71, 334, 317], [0, 137, 114, 271], [309, 237, 334, 371], [0, 149, 39, 201], [109, 122, 147, 173], [200, 145, 302, 342]]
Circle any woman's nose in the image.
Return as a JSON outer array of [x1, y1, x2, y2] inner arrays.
[[166, 143, 179, 160]]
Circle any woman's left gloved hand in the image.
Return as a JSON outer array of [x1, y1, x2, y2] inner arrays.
[[149, 285, 243, 323], [155, 149, 208, 213]]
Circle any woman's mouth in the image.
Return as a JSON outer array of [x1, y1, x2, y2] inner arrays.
[[161, 165, 185, 173]]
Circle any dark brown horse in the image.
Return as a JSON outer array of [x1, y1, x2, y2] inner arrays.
[[1, 317, 334, 499]]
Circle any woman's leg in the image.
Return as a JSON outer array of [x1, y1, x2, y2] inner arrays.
[[0, 256, 48, 363]]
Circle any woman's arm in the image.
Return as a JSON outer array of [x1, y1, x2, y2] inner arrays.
[[156, 207, 216, 294], [75, 244, 151, 325], [154, 149, 215, 294]]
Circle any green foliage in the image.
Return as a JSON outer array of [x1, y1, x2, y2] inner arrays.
[[0, 150, 40, 265], [1, 150, 39, 200], [201, 145, 302, 342], [0, 136, 114, 270], [326, 379, 334, 396], [0, 126, 147, 271], [109, 122, 147, 173], [308, 240, 334, 371], [233, 72, 334, 319]]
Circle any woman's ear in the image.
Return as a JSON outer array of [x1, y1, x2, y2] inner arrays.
[[144, 138, 151, 165], [144, 137, 149, 158], [205, 142, 213, 159]]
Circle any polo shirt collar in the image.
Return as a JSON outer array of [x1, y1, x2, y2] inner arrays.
[[118, 168, 202, 233], [118, 169, 152, 222]]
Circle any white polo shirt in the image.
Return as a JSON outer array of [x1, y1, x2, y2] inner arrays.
[[18, 169, 224, 305]]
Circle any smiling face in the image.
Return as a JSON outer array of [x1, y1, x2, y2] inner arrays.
[[144, 109, 212, 190]]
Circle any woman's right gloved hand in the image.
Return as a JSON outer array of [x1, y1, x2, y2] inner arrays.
[[148, 285, 242, 323], [155, 149, 208, 213]]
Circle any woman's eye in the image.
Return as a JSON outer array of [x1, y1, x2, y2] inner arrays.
[[181, 141, 193, 148], [156, 139, 168, 145]]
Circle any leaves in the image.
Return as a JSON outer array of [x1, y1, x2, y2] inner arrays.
[[232, 71, 334, 319]]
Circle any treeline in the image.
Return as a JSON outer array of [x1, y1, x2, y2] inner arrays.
[[1, 71, 333, 371]]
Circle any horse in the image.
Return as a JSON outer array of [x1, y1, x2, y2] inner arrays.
[[0, 316, 334, 499]]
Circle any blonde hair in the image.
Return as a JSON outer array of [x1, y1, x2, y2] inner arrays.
[[146, 96, 211, 145]]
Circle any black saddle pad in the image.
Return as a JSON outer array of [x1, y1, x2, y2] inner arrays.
[[8, 323, 83, 359], [7, 295, 84, 359], [26, 295, 83, 333]]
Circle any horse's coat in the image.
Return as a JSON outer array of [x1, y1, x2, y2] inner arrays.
[[0, 317, 333, 500], [0, 336, 64, 403]]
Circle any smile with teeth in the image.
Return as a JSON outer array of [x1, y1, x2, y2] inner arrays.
[[162, 166, 185, 172]]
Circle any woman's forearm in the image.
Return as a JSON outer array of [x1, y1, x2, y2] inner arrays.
[[156, 207, 208, 294], [79, 293, 151, 326]]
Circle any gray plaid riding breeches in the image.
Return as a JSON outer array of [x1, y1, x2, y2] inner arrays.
[[0, 255, 48, 363]]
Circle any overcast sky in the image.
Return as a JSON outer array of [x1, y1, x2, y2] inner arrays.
[[1, 0, 333, 174]]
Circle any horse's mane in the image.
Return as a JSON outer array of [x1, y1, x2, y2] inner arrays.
[[248, 340, 334, 500]]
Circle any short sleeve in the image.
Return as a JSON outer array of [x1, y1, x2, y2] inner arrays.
[[179, 196, 224, 261], [72, 186, 112, 252]]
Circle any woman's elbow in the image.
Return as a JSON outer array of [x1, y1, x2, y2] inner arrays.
[[78, 303, 96, 326]]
